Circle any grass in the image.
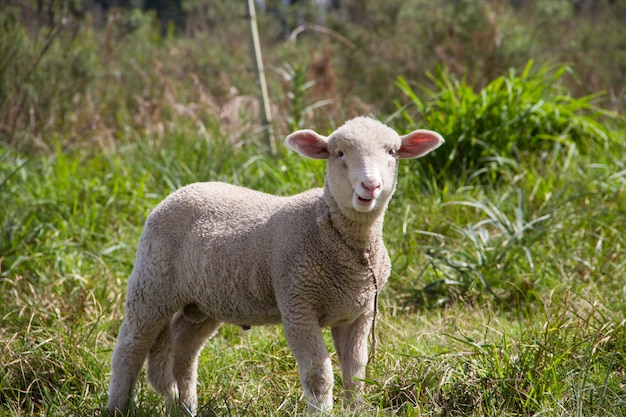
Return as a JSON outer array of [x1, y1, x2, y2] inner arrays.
[[394, 61, 619, 182], [2, 104, 625, 416], [1, 2, 626, 416]]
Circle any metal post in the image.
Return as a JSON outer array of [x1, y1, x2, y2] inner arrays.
[[245, 0, 275, 154]]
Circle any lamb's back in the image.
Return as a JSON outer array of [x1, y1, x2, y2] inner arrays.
[[150, 182, 286, 235]]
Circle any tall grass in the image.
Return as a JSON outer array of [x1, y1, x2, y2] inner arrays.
[[2, 3, 626, 416], [394, 61, 620, 182], [5, 88, 624, 417]]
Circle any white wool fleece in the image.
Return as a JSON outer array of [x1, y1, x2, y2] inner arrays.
[[107, 116, 444, 415]]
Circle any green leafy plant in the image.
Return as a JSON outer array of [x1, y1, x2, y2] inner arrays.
[[275, 62, 333, 131], [410, 188, 550, 308], [395, 61, 619, 182]]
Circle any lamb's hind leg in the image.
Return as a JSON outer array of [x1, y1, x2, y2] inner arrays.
[[147, 324, 179, 407], [170, 307, 222, 414], [108, 319, 165, 415]]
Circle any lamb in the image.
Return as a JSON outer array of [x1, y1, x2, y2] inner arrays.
[[106, 116, 444, 415]]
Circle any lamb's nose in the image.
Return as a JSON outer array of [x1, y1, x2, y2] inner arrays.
[[361, 180, 382, 197]]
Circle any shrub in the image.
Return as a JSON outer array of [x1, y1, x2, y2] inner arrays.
[[0, 6, 99, 151], [394, 61, 619, 183]]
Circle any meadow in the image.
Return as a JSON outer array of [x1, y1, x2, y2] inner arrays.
[[1, 1, 625, 416]]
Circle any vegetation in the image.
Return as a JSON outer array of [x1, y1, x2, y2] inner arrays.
[[1, 1, 625, 416]]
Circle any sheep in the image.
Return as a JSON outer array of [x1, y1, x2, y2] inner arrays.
[[106, 116, 444, 415]]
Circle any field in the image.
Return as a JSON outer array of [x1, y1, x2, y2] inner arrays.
[[1, 1, 625, 416]]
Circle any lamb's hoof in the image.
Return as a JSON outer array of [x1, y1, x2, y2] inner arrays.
[[167, 400, 195, 417]]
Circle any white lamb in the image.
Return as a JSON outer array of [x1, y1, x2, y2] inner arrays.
[[107, 116, 444, 415]]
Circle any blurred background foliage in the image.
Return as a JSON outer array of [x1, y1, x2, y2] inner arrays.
[[0, 0, 624, 153], [1, 0, 624, 310]]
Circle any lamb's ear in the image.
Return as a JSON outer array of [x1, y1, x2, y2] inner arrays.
[[284, 129, 330, 160], [398, 129, 445, 159]]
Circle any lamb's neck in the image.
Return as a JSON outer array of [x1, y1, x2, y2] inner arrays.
[[320, 188, 386, 251]]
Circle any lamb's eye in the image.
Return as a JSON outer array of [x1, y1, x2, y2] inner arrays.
[[336, 150, 345, 159], [388, 148, 397, 157]]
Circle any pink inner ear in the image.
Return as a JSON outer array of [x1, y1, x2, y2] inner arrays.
[[398, 130, 444, 159], [285, 130, 330, 159]]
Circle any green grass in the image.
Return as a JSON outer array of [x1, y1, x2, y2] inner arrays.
[[2, 102, 625, 415], [1, 3, 626, 416], [394, 61, 620, 182]]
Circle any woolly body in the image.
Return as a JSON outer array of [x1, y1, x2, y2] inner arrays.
[[129, 182, 386, 328], [107, 117, 444, 415]]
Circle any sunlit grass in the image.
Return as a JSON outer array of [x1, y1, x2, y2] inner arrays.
[[1, 1, 625, 414], [395, 61, 622, 182], [2, 106, 625, 415], [1, 21, 626, 413]]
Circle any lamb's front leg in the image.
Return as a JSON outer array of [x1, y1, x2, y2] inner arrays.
[[282, 320, 334, 413], [331, 306, 374, 407]]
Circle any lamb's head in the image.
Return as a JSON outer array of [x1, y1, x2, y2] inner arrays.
[[285, 117, 444, 218]]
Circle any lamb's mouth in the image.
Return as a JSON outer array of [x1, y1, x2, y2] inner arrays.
[[353, 192, 376, 211]]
